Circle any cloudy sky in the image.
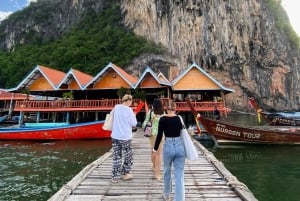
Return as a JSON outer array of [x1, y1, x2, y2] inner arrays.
[[0, 0, 32, 12], [281, 0, 300, 36], [0, 0, 299, 36], [0, 0, 36, 21]]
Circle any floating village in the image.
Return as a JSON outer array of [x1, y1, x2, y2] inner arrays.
[[1, 61, 299, 200]]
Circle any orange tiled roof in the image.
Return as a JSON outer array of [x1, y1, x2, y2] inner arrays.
[[72, 69, 93, 86], [111, 63, 138, 86], [14, 65, 66, 91], [157, 72, 170, 84], [172, 63, 234, 93], [39, 65, 66, 87], [86, 62, 138, 89], [135, 66, 171, 89], [58, 68, 93, 90], [8, 62, 234, 94]]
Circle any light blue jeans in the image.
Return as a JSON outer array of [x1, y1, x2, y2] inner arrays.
[[163, 136, 185, 201]]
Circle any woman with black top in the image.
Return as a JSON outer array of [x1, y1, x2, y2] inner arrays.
[[152, 100, 185, 201]]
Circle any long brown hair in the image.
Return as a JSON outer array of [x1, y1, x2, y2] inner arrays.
[[152, 98, 164, 115]]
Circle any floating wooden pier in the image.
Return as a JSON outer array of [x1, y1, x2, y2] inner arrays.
[[48, 130, 257, 201]]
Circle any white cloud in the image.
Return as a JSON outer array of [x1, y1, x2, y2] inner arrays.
[[281, 0, 300, 36], [27, 0, 38, 5], [0, 11, 12, 22], [0, 0, 38, 22]]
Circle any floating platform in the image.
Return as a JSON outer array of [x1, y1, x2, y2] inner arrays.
[[48, 130, 257, 201]]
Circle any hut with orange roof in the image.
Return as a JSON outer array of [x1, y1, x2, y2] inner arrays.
[[7, 62, 233, 123], [85, 62, 138, 99], [134, 66, 172, 103]]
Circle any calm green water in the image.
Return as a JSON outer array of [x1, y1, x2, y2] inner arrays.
[[0, 114, 300, 201], [205, 114, 300, 201], [211, 144, 300, 201], [0, 140, 111, 201]]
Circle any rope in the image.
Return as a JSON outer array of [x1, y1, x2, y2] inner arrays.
[[225, 175, 249, 190], [203, 148, 250, 191]]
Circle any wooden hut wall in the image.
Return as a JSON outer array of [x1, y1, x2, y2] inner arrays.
[[69, 79, 80, 90], [139, 74, 161, 88], [93, 70, 131, 89], [172, 68, 219, 90], [29, 76, 54, 91]]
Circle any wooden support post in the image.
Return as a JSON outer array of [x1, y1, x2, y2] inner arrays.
[[19, 112, 24, 126], [37, 112, 40, 123], [66, 112, 70, 123]]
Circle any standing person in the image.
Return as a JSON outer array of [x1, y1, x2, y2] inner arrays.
[[142, 98, 164, 180], [152, 100, 185, 201], [213, 105, 220, 120], [111, 94, 137, 183]]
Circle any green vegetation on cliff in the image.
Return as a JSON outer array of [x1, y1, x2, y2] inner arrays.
[[266, 0, 300, 49], [0, 3, 162, 88]]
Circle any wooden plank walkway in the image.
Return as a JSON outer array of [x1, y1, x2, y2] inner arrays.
[[48, 130, 258, 201]]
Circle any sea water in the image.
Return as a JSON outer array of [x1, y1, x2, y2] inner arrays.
[[0, 140, 111, 201], [0, 114, 299, 201], [211, 144, 300, 201], [205, 113, 300, 201]]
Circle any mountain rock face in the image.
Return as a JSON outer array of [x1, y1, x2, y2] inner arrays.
[[1, 0, 300, 111], [0, 0, 105, 51], [121, 0, 300, 111]]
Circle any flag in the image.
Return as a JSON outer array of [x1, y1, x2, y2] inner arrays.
[[134, 101, 145, 115]]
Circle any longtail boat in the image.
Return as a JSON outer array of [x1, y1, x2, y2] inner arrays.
[[0, 121, 111, 140], [0, 100, 144, 140], [198, 115, 300, 144], [260, 112, 300, 126], [248, 97, 300, 126]]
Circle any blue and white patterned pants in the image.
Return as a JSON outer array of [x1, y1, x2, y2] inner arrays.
[[111, 138, 133, 179]]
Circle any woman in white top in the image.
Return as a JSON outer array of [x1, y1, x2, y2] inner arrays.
[[111, 94, 137, 183]]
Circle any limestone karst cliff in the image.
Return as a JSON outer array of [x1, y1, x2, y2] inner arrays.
[[121, 0, 300, 111], [0, 0, 105, 51], [0, 0, 299, 111]]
